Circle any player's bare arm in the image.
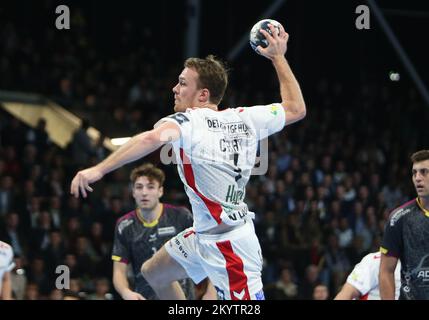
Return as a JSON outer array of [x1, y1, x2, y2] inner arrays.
[[70, 121, 180, 198], [113, 261, 145, 300], [201, 280, 218, 300], [258, 23, 306, 126], [379, 254, 398, 300], [1, 271, 12, 300], [334, 283, 361, 300]]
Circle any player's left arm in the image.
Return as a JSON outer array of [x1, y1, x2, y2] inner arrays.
[[379, 254, 398, 300], [379, 211, 403, 300], [194, 278, 218, 300], [201, 279, 218, 300], [71, 121, 181, 198], [334, 282, 361, 300], [258, 24, 306, 126], [0, 271, 13, 300]]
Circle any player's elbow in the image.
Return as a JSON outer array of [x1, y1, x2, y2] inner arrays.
[[283, 101, 306, 120], [296, 101, 307, 119], [141, 260, 157, 285], [297, 107, 306, 120], [138, 131, 163, 148]]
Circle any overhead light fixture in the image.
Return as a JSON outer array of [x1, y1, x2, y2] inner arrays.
[[389, 71, 400, 81]]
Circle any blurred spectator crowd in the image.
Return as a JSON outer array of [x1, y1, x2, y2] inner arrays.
[[1, 5, 428, 300]]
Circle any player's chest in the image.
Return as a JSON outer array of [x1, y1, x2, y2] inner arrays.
[[130, 222, 178, 243], [128, 223, 179, 257], [185, 130, 257, 163]]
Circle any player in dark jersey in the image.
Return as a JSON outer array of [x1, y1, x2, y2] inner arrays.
[[380, 150, 429, 300], [112, 163, 214, 300]]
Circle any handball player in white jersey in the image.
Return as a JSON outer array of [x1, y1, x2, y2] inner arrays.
[[0, 241, 15, 300], [335, 252, 401, 300], [70, 23, 306, 300]]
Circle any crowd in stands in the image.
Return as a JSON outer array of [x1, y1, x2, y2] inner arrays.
[[1, 4, 428, 300]]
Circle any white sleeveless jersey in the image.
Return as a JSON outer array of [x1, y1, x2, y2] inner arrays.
[[0, 241, 15, 293], [155, 104, 285, 232], [346, 252, 401, 300]]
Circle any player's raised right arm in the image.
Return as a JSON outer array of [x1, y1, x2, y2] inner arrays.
[[70, 121, 180, 198], [258, 24, 306, 126]]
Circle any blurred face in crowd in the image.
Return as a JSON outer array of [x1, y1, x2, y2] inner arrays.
[[313, 284, 329, 300], [412, 160, 429, 199], [96, 279, 110, 295], [6, 212, 19, 228], [172, 67, 205, 112], [91, 222, 103, 238], [65, 254, 77, 269], [50, 231, 62, 246], [280, 269, 293, 284], [70, 278, 81, 292], [306, 265, 319, 283], [132, 176, 163, 211], [50, 289, 64, 300], [25, 283, 39, 300]]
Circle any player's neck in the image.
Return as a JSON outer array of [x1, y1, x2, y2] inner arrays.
[[137, 203, 163, 224], [418, 196, 429, 211], [196, 103, 218, 111]]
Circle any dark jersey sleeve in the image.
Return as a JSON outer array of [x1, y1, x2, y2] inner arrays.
[[381, 214, 403, 258], [177, 206, 193, 230], [154, 112, 192, 144], [112, 221, 130, 264]]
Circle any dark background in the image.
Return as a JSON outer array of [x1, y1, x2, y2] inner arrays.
[[2, 0, 429, 97]]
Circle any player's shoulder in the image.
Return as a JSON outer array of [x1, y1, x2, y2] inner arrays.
[[387, 198, 417, 225], [0, 240, 13, 255], [187, 106, 233, 117], [360, 252, 381, 266], [224, 106, 253, 115], [115, 210, 136, 230], [0, 240, 12, 249], [162, 111, 193, 125], [163, 203, 192, 216], [233, 103, 284, 120], [164, 108, 210, 128], [183, 107, 247, 125]]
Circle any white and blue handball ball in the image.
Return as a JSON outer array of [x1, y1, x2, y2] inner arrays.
[[249, 19, 282, 54]]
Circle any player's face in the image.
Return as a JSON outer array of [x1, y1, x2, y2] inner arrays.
[[172, 67, 202, 112], [412, 160, 429, 198], [132, 176, 163, 210], [313, 285, 329, 300]]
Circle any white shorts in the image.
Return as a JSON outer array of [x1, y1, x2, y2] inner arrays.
[[165, 219, 265, 300]]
